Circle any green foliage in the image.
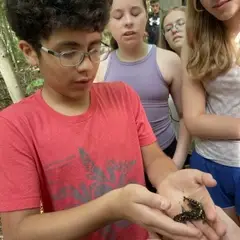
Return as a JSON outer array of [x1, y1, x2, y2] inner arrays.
[[26, 78, 44, 96], [0, 49, 42, 107], [0, 1, 42, 109]]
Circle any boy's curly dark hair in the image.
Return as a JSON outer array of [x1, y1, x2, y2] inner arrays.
[[5, 0, 110, 52]]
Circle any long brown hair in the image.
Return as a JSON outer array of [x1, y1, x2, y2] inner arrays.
[[186, 0, 233, 82], [160, 6, 186, 51], [108, 0, 148, 50]]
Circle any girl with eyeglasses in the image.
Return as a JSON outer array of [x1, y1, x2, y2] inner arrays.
[[160, 6, 186, 57], [159, 7, 192, 167]]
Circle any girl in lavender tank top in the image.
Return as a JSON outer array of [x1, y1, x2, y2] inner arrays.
[[95, 0, 191, 174], [183, 0, 240, 225]]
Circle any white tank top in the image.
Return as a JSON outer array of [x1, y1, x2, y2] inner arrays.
[[195, 66, 240, 167]]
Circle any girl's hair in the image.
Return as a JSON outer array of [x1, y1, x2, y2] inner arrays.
[[186, 0, 233, 82], [108, 0, 147, 50], [160, 6, 186, 51]]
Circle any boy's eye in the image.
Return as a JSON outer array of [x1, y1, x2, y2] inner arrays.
[[61, 51, 79, 59]]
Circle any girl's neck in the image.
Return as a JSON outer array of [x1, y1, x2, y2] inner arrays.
[[116, 41, 149, 62], [174, 47, 181, 56], [224, 11, 240, 47]]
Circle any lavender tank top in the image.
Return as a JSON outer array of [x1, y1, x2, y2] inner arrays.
[[104, 45, 175, 150]]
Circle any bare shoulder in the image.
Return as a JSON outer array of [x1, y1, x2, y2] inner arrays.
[[156, 47, 180, 63], [156, 47, 181, 85]]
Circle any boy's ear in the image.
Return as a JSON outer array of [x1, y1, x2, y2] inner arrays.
[[19, 40, 39, 66]]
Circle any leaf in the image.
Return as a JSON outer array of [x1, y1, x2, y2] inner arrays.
[[79, 148, 109, 183], [92, 165, 108, 182], [79, 183, 92, 203], [52, 186, 68, 201], [107, 165, 116, 183], [118, 173, 127, 187], [69, 185, 91, 204], [79, 148, 95, 172], [94, 184, 113, 199], [101, 225, 111, 239], [115, 220, 132, 228], [26, 78, 44, 95], [70, 186, 82, 201], [101, 224, 117, 240]]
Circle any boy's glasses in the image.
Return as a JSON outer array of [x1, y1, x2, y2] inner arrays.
[[41, 42, 111, 67]]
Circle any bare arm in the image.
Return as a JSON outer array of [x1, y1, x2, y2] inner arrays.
[[157, 48, 191, 169], [173, 120, 191, 169], [181, 43, 240, 140], [216, 207, 240, 240], [168, 53, 191, 169], [142, 142, 177, 189], [1, 189, 120, 240], [1, 183, 202, 240]]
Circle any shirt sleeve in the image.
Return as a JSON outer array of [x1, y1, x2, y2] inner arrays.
[[123, 83, 157, 147], [0, 116, 40, 212]]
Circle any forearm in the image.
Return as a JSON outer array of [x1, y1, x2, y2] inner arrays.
[[16, 190, 120, 240], [230, 226, 240, 240], [222, 220, 240, 240], [146, 155, 177, 189], [186, 114, 240, 140], [173, 119, 191, 169]]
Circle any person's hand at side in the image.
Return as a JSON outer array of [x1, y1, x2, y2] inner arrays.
[[216, 206, 240, 240]]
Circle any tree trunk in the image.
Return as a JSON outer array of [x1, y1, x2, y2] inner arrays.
[[2, 14, 19, 71], [0, 38, 24, 103]]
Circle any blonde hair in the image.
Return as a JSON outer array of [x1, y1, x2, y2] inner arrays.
[[186, 0, 233, 82], [160, 6, 186, 51]]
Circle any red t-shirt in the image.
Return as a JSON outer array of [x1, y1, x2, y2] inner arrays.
[[0, 82, 156, 239]]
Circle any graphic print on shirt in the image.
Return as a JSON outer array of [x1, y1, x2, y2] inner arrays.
[[44, 147, 140, 239], [149, 16, 160, 26]]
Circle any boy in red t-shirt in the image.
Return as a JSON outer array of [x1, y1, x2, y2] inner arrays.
[[0, 1, 226, 240]]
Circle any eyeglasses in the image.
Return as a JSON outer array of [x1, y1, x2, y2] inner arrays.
[[163, 18, 185, 34], [40, 42, 111, 67]]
